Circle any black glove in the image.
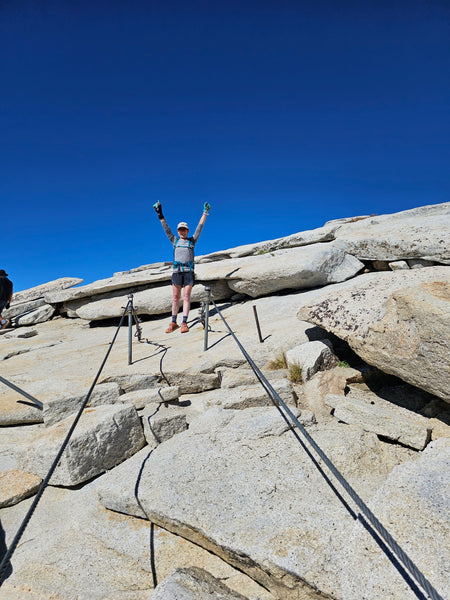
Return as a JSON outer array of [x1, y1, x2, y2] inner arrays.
[[153, 201, 164, 220]]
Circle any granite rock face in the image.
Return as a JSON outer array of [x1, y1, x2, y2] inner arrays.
[[1, 202, 449, 600], [0, 480, 273, 600], [11, 277, 83, 305], [297, 267, 450, 402], [97, 407, 422, 600], [0, 469, 42, 508], [18, 404, 146, 486], [64, 280, 232, 320], [42, 381, 122, 426], [11, 304, 56, 326], [119, 385, 180, 409], [0, 391, 44, 426], [341, 439, 450, 600], [151, 567, 250, 600], [4, 277, 82, 327], [285, 339, 338, 381], [43, 269, 172, 304], [331, 388, 431, 450], [226, 244, 364, 298], [5, 202, 448, 326], [333, 202, 450, 264], [140, 404, 188, 446]]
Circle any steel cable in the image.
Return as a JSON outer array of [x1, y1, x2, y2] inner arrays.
[[211, 298, 445, 600], [0, 299, 132, 585]]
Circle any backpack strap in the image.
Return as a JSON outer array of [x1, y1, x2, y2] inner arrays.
[[173, 237, 195, 271]]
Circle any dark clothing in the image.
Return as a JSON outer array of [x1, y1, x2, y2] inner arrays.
[[0, 277, 12, 302], [172, 271, 195, 287], [0, 300, 7, 313]]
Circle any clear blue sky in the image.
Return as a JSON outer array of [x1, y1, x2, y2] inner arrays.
[[2, 1, 449, 292]]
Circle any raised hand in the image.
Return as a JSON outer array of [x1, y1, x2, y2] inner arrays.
[[153, 201, 164, 219]]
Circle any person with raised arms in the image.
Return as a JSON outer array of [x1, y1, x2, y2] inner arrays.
[[153, 201, 210, 333]]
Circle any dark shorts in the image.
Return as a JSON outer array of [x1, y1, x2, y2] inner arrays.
[[0, 300, 7, 313], [172, 271, 195, 287]]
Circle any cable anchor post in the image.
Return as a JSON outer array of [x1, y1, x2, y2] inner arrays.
[[128, 293, 134, 365], [252, 304, 263, 343], [203, 286, 211, 352]]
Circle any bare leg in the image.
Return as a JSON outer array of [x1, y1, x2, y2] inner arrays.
[[182, 284, 193, 319], [172, 285, 182, 318]]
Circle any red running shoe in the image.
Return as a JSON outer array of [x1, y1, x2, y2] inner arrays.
[[165, 322, 179, 333]]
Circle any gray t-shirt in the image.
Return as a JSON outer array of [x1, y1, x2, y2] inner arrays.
[[161, 219, 204, 272]]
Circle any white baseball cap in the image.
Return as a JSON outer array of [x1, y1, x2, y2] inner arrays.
[[177, 222, 189, 230]]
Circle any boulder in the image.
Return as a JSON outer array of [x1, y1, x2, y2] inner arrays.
[[151, 567, 250, 600], [429, 418, 450, 440], [12, 277, 83, 305], [162, 370, 221, 394], [203, 379, 296, 410], [97, 407, 417, 599], [340, 439, 450, 600], [0, 422, 45, 471], [389, 260, 409, 270], [332, 388, 431, 450], [43, 382, 122, 426], [0, 469, 42, 508], [333, 202, 450, 264], [113, 260, 171, 276], [0, 390, 44, 426], [297, 267, 450, 402], [18, 404, 146, 486], [44, 268, 172, 304], [12, 304, 56, 327], [64, 280, 232, 321], [220, 367, 258, 389], [100, 373, 160, 393], [140, 404, 188, 446], [302, 366, 362, 420], [223, 244, 364, 298], [285, 340, 338, 381], [3, 297, 46, 320], [196, 221, 343, 262], [120, 385, 180, 409], [96, 447, 154, 520], [408, 258, 436, 268]]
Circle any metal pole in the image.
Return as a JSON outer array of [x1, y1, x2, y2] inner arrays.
[[0, 376, 43, 410], [128, 294, 133, 365], [252, 305, 263, 343], [203, 286, 211, 352]]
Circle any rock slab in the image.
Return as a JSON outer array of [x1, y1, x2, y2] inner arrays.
[[97, 407, 421, 600], [227, 244, 364, 298], [19, 404, 146, 486], [332, 389, 431, 450], [333, 202, 450, 263], [297, 267, 450, 402], [0, 469, 42, 508], [286, 340, 338, 381], [151, 567, 250, 600], [341, 439, 450, 600]]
